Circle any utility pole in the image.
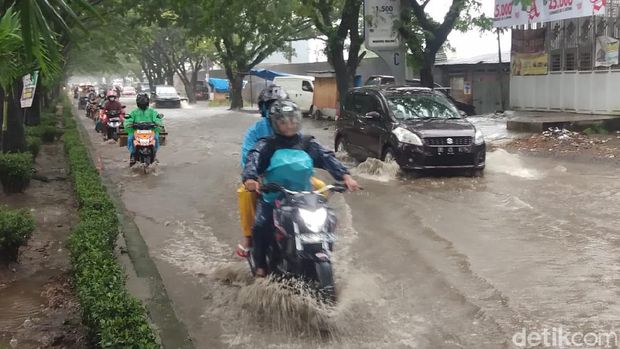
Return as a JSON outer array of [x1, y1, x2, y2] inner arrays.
[[496, 28, 507, 112]]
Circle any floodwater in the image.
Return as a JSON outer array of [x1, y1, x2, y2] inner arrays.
[[78, 99, 620, 348]]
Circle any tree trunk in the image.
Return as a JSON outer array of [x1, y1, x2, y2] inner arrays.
[[1, 80, 27, 153], [420, 51, 436, 88], [25, 89, 41, 126], [178, 71, 196, 104], [229, 74, 244, 110]]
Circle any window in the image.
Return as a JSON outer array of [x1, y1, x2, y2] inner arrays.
[[364, 95, 383, 116], [344, 93, 364, 114], [387, 93, 460, 120], [551, 53, 562, 71], [578, 17, 593, 71], [565, 52, 577, 70], [302, 80, 313, 92]]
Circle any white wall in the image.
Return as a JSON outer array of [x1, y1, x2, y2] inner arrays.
[[510, 71, 620, 114]]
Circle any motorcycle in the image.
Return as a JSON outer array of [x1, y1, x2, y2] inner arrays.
[[247, 182, 347, 304], [130, 122, 158, 172], [85, 99, 99, 120], [101, 108, 125, 141], [78, 96, 89, 110]]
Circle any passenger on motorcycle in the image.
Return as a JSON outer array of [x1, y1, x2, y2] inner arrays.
[[124, 93, 163, 166], [236, 85, 326, 258], [242, 100, 359, 277], [237, 85, 285, 256]]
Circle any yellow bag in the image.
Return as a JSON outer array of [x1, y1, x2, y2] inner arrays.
[[237, 177, 326, 238], [237, 185, 257, 238]]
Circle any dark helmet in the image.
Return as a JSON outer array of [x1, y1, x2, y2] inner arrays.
[[257, 84, 287, 116], [269, 99, 302, 136], [136, 93, 150, 110]]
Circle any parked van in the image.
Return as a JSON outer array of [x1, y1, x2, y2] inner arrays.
[[272, 75, 315, 114]]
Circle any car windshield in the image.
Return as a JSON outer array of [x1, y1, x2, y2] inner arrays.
[[157, 87, 177, 94], [387, 93, 460, 120]]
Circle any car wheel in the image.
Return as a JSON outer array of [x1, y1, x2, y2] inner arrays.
[[382, 147, 396, 164], [335, 136, 347, 153]]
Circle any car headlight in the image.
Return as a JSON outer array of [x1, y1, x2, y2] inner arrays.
[[474, 129, 485, 145], [298, 208, 327, 233], [392, 127, 423, 146]]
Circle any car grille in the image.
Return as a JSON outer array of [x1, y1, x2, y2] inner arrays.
[[425, 136, 472, 146], [425, 154, 475, 166]]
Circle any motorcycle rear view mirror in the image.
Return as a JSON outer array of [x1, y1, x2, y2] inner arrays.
[[122, 105, 126, 109]]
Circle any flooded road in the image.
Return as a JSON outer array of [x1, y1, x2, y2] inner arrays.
[[77, 99, 620, 348]]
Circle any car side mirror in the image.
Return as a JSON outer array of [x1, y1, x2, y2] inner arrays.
[[459, 110, 467, 117], [364, 111, 381, 119], [157, 113, 165, 119]]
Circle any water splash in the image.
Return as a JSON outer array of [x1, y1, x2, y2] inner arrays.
[[486, 149, 543, 180], [351, 158, 400, 182]]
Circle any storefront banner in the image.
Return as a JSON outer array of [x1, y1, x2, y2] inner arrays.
[[494, 0, 606, 28], [595, 35, 619, 67]]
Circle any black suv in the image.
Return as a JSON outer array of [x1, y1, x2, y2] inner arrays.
[[335, 86, 485, 174]]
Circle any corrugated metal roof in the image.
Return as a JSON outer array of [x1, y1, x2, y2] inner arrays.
[[436, 52, 511, 66]]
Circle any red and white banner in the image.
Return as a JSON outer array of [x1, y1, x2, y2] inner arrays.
[[494, 0, 606, 28]]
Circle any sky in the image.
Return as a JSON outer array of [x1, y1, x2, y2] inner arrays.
[[304, 0, 510, 62], [427, 0, 511, 59]]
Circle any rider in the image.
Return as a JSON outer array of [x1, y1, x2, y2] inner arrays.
[[101, 91, 124, 140], [236, 85, 286, 256], [242, 99, 359, 277], [123, 93, 163, 166]]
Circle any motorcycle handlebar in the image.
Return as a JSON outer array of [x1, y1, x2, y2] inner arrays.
[[260, 182, 352, 195]]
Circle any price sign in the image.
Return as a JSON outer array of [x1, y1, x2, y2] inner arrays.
[[364, 0, 401, 50]]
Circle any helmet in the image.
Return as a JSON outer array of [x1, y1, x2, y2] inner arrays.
[[136, 93, 150, 110], [257, 84, 287, 117], [106, 91, 116, 101], [269, 100, 302, 137], [98, 91, 105, 98]]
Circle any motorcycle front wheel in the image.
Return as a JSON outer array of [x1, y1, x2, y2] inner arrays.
[[314, 261, 336, 304]]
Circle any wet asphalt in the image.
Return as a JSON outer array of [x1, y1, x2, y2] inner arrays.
[[77, 98, 620, 349]]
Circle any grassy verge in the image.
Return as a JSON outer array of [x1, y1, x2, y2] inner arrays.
[[61, 98, 159, 348]]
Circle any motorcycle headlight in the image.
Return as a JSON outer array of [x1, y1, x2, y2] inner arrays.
[[298, 208, 327, 233], [393, 127, 423, 146], [474, 128, 485, 145]]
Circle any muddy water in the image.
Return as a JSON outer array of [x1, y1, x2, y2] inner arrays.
[[80, 102, 620, 348]]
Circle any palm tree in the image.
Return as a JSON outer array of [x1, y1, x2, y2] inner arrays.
[[0, 0, 96, 152]]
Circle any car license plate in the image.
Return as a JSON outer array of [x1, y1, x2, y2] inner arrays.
[[437, 147, 459, 155]]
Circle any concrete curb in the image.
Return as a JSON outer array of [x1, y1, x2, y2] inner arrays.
[[69, 101, 194, 349]]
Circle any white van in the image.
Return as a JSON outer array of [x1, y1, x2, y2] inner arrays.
[[272, 76, 314, 114]]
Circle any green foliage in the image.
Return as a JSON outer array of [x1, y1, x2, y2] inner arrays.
[[583, 124, 609, 135], [61, 98, 158, 347], [0, 205, 35, 262], [0, 152, 32, 193], [26, 136, 41, 158]]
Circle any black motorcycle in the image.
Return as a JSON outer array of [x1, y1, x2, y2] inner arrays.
[[247, 183, 347, 304], [104, 109, 124, 141]]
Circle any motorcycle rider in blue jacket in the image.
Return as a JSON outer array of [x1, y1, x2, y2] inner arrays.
[[237, 85, 287, 257], [242, 99, 359, 277]]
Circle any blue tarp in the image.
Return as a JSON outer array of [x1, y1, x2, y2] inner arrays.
[[208, 78, 230, 93], [249, 68, 289, 81]]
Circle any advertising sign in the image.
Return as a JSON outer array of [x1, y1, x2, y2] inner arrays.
[[20, 71, 39, 108], [595, 35, 619, 67], [364, 0, 401, 49], [494, 0, 606, 28]]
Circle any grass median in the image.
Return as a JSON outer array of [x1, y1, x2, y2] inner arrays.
[[62, 98, 159, 348]]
